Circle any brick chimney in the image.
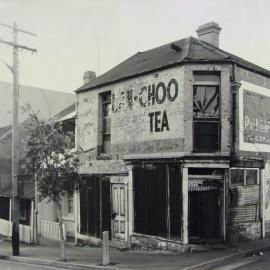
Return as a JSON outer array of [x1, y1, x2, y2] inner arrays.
[[83, 71, 96, 84], [196, 22, 222, 47]]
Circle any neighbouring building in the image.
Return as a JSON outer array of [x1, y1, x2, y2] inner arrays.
[[0, 83, 75, 243], [75, 22, 270, 250]]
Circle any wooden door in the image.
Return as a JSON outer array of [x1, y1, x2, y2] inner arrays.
[[111, 184, 126, 240]]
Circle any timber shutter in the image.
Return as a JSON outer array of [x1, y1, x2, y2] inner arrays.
[[230, 185, 260, 223], [133, 163, 182, 239]]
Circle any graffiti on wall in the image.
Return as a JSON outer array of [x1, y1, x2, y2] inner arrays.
[[112, 78, 178, 133]]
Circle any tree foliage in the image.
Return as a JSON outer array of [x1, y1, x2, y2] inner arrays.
[[23, 110, 79, 202], [23, 109, 79, 260]]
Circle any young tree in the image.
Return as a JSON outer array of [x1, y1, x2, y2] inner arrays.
[[23, 110, 79, 261]]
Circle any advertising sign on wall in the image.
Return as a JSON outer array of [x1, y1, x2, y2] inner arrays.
[[239, 81, 270, 152]]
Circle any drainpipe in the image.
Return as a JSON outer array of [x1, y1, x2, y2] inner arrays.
[[228, 63, 241, 243]]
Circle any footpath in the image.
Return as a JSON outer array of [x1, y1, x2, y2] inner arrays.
[[0, 238, 270, 270]]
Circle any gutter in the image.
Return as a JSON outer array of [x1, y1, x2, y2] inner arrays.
[[76, 59, 270, 94]]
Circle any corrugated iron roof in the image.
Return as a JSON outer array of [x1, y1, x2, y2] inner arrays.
[[77, 36, 270, 92]]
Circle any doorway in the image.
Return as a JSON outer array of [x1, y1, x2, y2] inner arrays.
[[79, 176, 111, 239], [111, 183, 127, 241], [188, 176, 222, 242]]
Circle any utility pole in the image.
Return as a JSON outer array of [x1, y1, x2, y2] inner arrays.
[[0, 22, 36, 256]]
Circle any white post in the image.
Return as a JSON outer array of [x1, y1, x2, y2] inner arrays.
[[30, 200, 34, 244], [261, 168, 265, 239], [102, 231, 109, 266], [74, 190, 80, 244], [127, 165, 133, 247], [182, 166, 188, 244], [9, 198, 12, 238]]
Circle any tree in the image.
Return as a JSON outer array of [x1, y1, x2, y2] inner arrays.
[[23, 109, 79, 261]]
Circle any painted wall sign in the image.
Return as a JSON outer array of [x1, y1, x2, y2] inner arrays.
[[112, 78, 178, 112], [239, 81, 270, 152], [148, 110, 169, 133], [112, 78, 178, 133]]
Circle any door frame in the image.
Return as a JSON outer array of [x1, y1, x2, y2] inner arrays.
[[110, 178, 128, 242], [182, 162, 230, 244], [188, 175, 223, 241]]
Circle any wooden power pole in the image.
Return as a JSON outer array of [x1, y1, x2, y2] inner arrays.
[[0, 22, 36, 256]]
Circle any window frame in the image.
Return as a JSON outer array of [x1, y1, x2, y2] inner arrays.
[[100, 91, 112, 154], [192, 77, 221, 153], [19, 199, 27, 221], [230, 168, 259, 186], [67, 194, 74, 214]]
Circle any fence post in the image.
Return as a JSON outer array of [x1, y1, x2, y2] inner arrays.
[[102, 231, 109, 266]]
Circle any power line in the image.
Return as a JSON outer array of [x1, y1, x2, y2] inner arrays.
[[0, 22, 36, 36]]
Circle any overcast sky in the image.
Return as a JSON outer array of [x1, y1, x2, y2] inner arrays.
[[0, 0, 270, 93]]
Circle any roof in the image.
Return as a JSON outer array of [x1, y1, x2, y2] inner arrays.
[[77, 36, 270, 92], [54, 103, 76, 122], [0, 82, 75, 128]]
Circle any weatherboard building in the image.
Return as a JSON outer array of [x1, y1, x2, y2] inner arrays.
[[74, 22, 270, 249]]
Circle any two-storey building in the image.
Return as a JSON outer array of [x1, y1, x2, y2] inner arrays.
[[75, 22, 270, 249]]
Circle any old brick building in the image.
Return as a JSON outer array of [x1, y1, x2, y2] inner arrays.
[[74, 22, 270, 249]]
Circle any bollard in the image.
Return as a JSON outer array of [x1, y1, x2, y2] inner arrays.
[[102, 231, 110, 266]]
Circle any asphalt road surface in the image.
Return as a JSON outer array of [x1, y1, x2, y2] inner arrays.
[[0, 260, 67, 270], [208, 251, 270, 270]]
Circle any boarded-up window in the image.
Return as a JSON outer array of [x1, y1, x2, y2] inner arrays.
[[230, 168, 260, 225], [133, 163, 182, 239], [79, 176, 111, 238]]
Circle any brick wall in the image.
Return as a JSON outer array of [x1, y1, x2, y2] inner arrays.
[[76, 63, 232, 167]]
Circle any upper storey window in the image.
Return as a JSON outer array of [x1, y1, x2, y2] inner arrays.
[[193, 73, 220, 152], [101, 91, 111, 154]]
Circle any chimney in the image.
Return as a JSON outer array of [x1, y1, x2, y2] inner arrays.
[[83, 71, 96, 84], [196, 22, 222, 47]]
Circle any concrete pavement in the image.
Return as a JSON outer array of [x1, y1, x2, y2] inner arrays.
[[0, 238, 270, 270]]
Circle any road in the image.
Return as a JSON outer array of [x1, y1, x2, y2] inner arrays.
[[0, 260, 67, 270], [208, 251, 270, 270]]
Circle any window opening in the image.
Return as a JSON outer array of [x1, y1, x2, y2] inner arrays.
[[101, 92, 111, 154], [193, 73, 220, 152], [230, 168, 258, 186], [19, 199, 27, 221], [68, 194, 74, 214]]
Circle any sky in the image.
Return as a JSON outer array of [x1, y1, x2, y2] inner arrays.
[[0, 0, 270, 93]]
